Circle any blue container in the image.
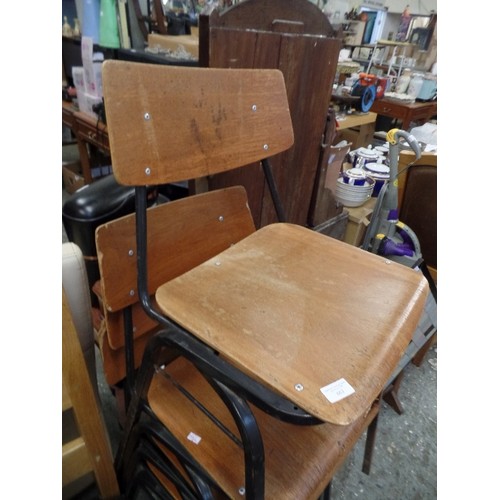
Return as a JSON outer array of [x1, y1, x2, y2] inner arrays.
[[82, 0, 100, 43]]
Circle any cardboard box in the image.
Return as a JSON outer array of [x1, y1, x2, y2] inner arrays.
[[313, 209, 348, 241], [62, 161, 85, 194], [343, 197, 377, 247]]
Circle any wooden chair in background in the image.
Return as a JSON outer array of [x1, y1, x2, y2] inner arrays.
[[397, 150, 438, 367], [378, 150, 437, 414], [397, 150, 438, 284]]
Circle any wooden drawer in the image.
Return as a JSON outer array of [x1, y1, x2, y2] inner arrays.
[[62, 104, 75, 129], [371, 99, 436, 121], [74, 113, 110, 152], [370, 100, 404, 120], [406, 104, 436, 122]]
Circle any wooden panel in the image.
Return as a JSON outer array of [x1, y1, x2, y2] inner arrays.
[[206, 29, 281, 227], [104, 303, 158, 351], [96, 186, 256, 314], [398, 151, 437, 272], [62, 378, 72, 411], [102, 61, 294, 186], [262, 34, 340, 226], [62, 289, 119, 497], [397, 150, 437, 206], [156, 223, 429, 425], [62, 437, 92, 486], [98, 326, 158, 386], [201, 6, 341, 227], [207, 0, 335, 36]]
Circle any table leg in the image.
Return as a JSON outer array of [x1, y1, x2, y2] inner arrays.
[[355, 121, 376, 148], [76, 138, 94, 185]]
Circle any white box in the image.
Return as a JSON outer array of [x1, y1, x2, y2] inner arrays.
[[78, 91, 102, 120], [81, 36, 103, 97], [72, 66, 86, 94]]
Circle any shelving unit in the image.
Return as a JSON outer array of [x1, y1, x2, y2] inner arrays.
[[347, 39, 415, 81], [342, 20, 366, 46]]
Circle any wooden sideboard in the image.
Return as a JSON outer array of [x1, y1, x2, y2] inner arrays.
[[370, 98, 436, 131], [63, 101, 110, 184]]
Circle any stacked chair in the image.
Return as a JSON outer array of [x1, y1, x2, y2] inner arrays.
[[96, 60, 429, 498]]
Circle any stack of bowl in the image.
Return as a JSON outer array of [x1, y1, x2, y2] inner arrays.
[[335, 169, 374, 207]]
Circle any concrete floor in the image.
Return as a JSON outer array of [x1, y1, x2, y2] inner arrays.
[[62, 144, 437, 498], [329, 351, 437, 499]]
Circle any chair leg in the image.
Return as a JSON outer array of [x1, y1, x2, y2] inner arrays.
[[362, 412, 379, 475], [318, 480, 333, 500], [383, 371, 405, 415], [412, 332, 437, 367]]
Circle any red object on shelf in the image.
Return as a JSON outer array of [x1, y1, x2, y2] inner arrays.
[[358, 73, 377, 86], [376, 77, 390, 99]]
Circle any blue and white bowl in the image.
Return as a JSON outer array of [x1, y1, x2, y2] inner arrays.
[[335, 176, 374, 207]]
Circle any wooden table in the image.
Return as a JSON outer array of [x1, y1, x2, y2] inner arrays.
[[156, 222, 428, 425], [147, 32, 199, 59], [335, 111, 377, 149], [370, 98, 437, 131], [63, 101, 110, 184]]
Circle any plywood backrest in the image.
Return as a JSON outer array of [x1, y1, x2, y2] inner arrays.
[[398, 151, 437, 272], [96, 186, 256, 350], [397, 150, 437, 207], [101, 60, 294, 186]]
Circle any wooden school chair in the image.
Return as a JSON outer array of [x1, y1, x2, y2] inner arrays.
[[397, 150, 438, 285], [96, 185, 381, 497], [99, 60, 429, 497], [398, 150, 438, 367]]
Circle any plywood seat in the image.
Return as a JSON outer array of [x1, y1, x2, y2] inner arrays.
[[142, 356, 379, 499]]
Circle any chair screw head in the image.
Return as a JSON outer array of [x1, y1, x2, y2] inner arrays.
[[251, 105, 257, 111], [238, 487, 245, 495], [128, 249, 134, 256], [263, 144, 269, 150], [218, 215, 224, 222], [145, 167, 151, 175], [295, 383, 304, 391], [144, 112, 151, 120]]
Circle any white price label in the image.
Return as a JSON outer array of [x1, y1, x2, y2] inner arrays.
[[320, 378, 355, 403], [187, 432, 202, 445]]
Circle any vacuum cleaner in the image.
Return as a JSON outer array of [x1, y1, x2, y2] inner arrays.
[[361, 128, 437, 299]]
